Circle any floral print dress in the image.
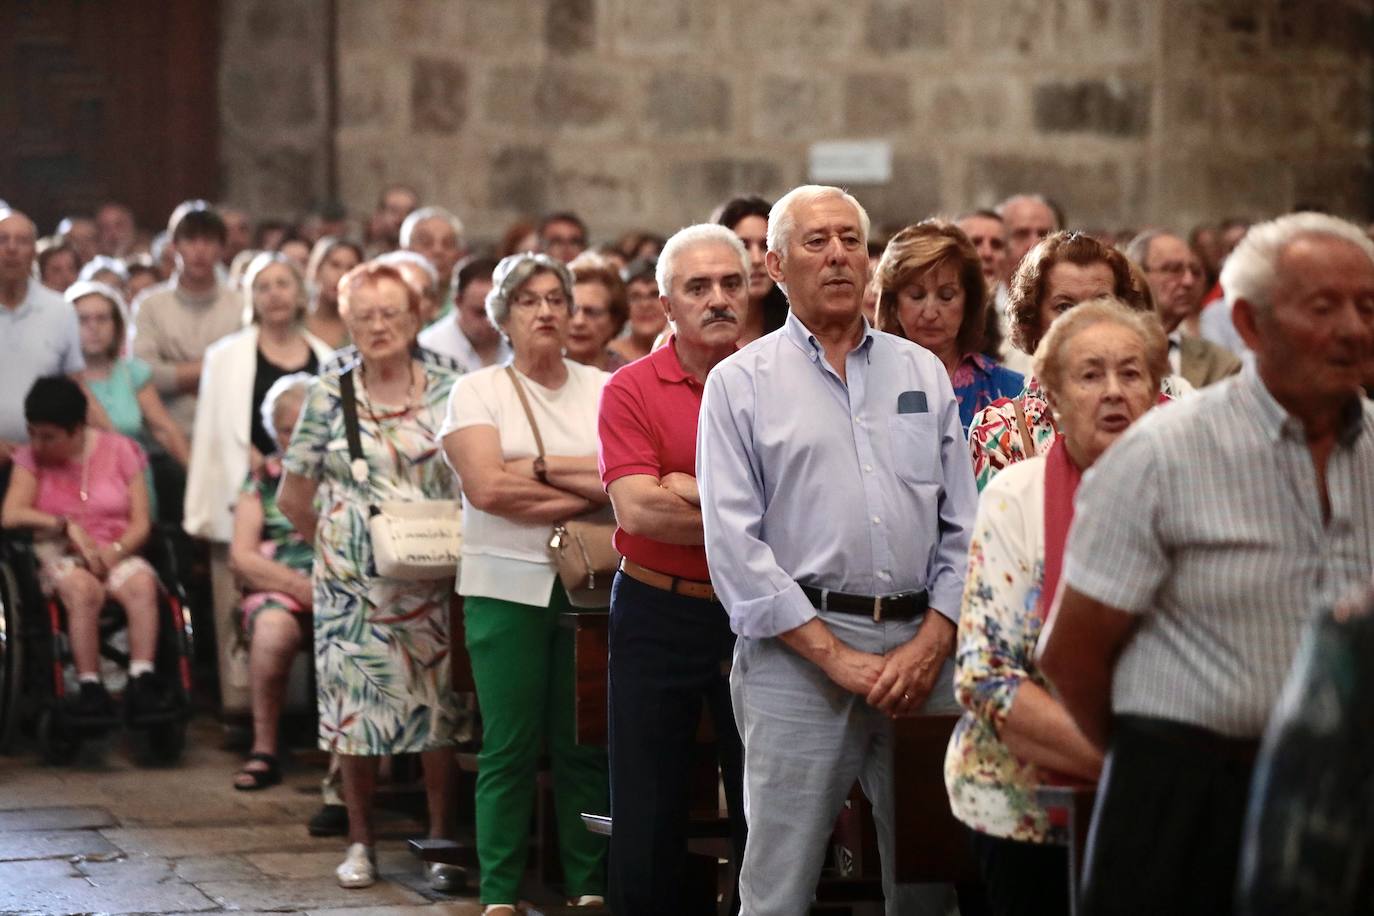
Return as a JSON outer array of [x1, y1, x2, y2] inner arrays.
[[282, 353, 462, 755], [944, 455, 1062, 844]]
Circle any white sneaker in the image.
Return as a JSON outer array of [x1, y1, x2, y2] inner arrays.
[[569, 896, 605, 907], [335, 842, 376, 888], [481, 906, 517, 915], [427, 861, 464, 892]]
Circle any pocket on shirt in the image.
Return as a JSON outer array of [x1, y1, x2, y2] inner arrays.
[[888, 414, 941, 485]]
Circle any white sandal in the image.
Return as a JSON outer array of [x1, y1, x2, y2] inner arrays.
[[481, 906, 517, 915], [335, 842, 376, 888]]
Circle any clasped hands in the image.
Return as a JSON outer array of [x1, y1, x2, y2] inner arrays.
[[824, 615, 955, 718]]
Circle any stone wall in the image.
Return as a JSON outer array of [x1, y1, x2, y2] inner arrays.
[[220, 0, 1374, 243]]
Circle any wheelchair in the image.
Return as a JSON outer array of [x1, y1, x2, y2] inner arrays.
[[0, 525, 196, 764]]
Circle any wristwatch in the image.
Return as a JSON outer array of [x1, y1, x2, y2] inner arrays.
[[532, 456, 549, 484]]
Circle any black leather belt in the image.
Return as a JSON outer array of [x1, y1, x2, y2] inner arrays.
[[800, 584, 929, 622]]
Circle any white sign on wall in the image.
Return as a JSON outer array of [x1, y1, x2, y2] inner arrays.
[[807, 140, 893, 184]]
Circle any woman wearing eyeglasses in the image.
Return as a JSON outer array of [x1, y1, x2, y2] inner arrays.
[[566, 253, 630, 372], [440, 253, 611, 914]]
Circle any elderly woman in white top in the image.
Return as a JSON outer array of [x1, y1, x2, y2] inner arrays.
[[185, 253, 333, 725], [440, 253, 611, 914]]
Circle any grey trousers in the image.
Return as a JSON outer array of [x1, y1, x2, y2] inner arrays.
[[731, 610, 959, 916]]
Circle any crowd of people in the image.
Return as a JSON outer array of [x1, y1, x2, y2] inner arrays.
[[0, 175, 1371, 916]]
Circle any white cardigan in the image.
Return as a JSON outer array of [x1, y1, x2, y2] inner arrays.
[[183, 324, 334, 542]]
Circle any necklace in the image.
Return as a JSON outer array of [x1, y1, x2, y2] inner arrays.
[[360, 360, 422, 420], [78, 428, 92, 503]]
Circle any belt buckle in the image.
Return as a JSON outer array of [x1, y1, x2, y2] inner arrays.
[[873, 595, 882, 623]]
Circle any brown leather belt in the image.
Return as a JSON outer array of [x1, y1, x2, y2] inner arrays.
[[619, 558, 717, 602]]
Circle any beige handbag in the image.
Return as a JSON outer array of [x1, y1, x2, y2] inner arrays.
[[342, 369, 462, 581], [506, 367, 619, 607]]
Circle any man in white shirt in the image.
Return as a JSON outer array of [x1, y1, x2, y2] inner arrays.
[[417, 256, 510, 372]]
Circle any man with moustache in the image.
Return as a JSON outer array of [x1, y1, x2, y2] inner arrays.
[[698, 186, 977, 915], [1041, 213, 1374, 916], [598, 224, 750, 915]]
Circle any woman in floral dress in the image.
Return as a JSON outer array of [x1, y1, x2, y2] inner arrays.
[[278, 262, 462, 891]]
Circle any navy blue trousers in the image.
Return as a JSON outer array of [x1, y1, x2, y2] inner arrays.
[[607, 571, 746, 916]]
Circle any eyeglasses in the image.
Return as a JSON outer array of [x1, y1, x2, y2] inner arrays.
[[1147, 262, 1205, 278], [511, 291, 570, 311]]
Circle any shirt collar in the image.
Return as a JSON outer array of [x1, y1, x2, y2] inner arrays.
[[2, 281, 35, 318], [651, 335, 694, 385], [783, 310, 876, 363], [1240, 360, 1366, 446]]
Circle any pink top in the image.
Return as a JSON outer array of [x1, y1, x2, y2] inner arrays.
[[13, 431, 148, 545]]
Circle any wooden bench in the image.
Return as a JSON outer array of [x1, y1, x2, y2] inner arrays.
[[562, 611, 978, 911]]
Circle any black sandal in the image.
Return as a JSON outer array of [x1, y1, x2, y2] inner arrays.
[[233, 752, 282, 791]]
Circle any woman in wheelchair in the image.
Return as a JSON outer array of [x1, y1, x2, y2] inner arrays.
[[0, 376, 167, 721], [228, 373, 314, 790]]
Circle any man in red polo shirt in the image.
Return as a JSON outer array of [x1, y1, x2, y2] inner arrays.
[[597, 223, 752, 915]]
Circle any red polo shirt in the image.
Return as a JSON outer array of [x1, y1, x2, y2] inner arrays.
[[597, 337, 713, 581]]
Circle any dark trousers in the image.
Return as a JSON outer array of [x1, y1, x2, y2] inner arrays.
[[1081, 716, 1257, 916], [607, 571, 746, 916], [971, 830, 1070, 916]]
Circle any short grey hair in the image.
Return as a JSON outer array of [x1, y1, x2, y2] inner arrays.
[[375, 249, 439, 291], [485, 252, 575, 327], [78, 255, 130, 284], [1123, 229, 1173, 271], [1220, 212, 1374, 314], [399, 206, 465, 249], [242, 251, 307, 323], [1034, 295, 1169, 403], [260, 372, 315, 447], [766, 185, 871, 256], [655, 224, 750, 297]]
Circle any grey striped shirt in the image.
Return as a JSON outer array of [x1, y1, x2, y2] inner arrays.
[[1064, 365, 1374, 738]]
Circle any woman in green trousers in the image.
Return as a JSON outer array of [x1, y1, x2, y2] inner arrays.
[[441, 253, 610, 915]]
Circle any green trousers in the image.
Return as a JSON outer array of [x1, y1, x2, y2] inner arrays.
[[464, 586, 608, 904]]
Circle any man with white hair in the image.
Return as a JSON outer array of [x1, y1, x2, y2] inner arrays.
[[598, 223, 750, 915], [0, 208, 87, 466], [698, 186, 977, 914], [1040, 212, 1374, 915], [401, 206, 465, 320]]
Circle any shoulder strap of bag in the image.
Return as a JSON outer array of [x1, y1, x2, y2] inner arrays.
[[505, 366, 546, 458], [339, 368, 379, 517], [1012, 397, 1036, 457]]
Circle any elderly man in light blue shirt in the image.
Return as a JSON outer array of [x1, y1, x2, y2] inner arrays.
[[698, 186, 978, 915], [0, 209, 86, 462]]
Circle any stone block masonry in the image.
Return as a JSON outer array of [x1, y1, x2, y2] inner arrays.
[[221, 0, 1373, 243]]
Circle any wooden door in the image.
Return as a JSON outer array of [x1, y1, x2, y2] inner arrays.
[[0, 0, 220, 235]]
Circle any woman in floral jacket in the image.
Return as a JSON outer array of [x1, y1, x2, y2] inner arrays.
[[946, 298, 1167, 915]]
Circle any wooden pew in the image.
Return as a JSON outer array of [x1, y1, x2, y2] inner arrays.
[[562, 611, 979, 911], [1036, 783, 1097, 916]]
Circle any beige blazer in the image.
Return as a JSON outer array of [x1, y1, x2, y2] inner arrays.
[[1179, 335, 1242, 390]]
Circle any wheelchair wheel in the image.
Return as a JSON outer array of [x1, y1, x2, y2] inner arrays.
[[144, 719, 186, 764], [37, 708, 81, 765], [0, 562, 22, 753]]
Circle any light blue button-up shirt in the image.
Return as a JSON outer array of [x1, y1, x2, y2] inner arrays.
[[698, 312, 977, 639], [0, 281, 84, 443]]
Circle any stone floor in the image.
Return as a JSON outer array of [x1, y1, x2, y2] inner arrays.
[[0, 716, 482, 915]]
